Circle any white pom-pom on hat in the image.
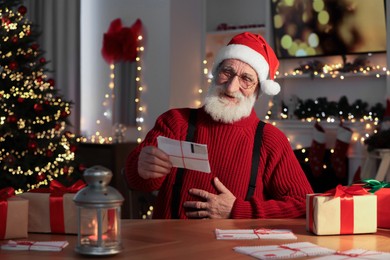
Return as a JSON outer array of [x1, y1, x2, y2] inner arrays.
[[261, 80, 280, 96], [212, 32, 280, 95]]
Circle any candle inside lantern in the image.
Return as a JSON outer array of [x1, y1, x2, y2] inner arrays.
[[88, 219, 107, 242]]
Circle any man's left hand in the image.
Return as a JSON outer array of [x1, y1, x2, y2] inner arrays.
[[183, 177, 236, 219]]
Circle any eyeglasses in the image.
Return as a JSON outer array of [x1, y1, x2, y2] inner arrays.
[[217, 67, 258, 90]]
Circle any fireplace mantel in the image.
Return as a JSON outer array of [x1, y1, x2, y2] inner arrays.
[[266, 119, 374, 184]]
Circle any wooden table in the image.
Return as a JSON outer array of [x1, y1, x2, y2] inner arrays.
[[1, 219, 389, 259]]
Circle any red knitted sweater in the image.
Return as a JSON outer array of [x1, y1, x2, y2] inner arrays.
[[125, 107, 313, 219]]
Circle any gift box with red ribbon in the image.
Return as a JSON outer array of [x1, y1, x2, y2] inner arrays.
[[18, 180, 86, 234], [306, 185, 377, 235], [359, 179, 390, 229], [0, 187, 28, 240]]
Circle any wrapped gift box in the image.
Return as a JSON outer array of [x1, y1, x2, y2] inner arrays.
[[376, 188, 390, 228], [306, 185, 377, 235], [18, 191, 78, 234], [354, 180, 390, 229], [17, 180, 85, 234], [0, 188, 28, 240], [18, 180, 109, 235]]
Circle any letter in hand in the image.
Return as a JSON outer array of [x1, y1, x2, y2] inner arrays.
[[138, 146, 173, 179]]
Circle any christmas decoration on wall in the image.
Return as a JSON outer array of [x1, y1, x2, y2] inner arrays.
[[330, 123, 353, 179], [0, 0, 84, 193], [364, 99, 390, 151], [308, 122, 326, 177], [81, 18, 145, 144], [101, 18, 142, 64], [293, 56, 373, 77], [286, 95, 385, 121]]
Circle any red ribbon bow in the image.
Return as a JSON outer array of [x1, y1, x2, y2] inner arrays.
[[49, 179, 86, 195], [101, 18, 143, 64], [0, 187, 15, 201], [324, 184, 369, 198]]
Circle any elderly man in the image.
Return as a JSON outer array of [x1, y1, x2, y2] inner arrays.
[[125, 32, 313, 219]]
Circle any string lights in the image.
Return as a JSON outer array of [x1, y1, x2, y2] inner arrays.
[[1, 3, 83, 193], [80, 33, 145, 144]]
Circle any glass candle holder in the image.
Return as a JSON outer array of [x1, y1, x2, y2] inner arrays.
[[73, 165, 124, 255]]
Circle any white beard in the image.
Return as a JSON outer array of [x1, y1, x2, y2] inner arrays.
[[204, 82, 256, 124]]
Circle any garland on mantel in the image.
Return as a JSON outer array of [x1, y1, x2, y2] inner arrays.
[[293, 56, 373, 78], [282, 96, 385, 121]]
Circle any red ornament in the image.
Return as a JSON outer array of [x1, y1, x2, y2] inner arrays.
[[70, 145, 77, 153], [5, 154, 16, 166], [31, 43, 39, 50], [9, 61, 18, 70], [46, 150, 53, 157], [6, 115, 17, 123], [39, 57, 46, 64], [63, 166, 69, 174], [34, 103, 43, 113], [54, 123, 62, 131], [2, 17, 10, 25], [18, 5, 27, 15], [36, 173, 46, 182], [47, 78, 55, 86], [78, 164, 87, 172], [28, 140, 38, 150], [12, 36, 18, 44], [36, 76, 43, 83], [17, 97, 24, 103], [60, 110, 70, 118], [29, 133, 36, 139]]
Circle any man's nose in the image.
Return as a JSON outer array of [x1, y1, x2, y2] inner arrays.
[[225, 75, 241, 92]]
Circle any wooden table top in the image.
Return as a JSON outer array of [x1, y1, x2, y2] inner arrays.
[[1, 218, 389, 259]]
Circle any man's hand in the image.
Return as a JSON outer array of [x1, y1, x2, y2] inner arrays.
[[138, 146, 172, 179], [183, 177, 236, 219]]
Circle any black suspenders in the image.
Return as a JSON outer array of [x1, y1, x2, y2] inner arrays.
[[171, 109, 197, 219], [246, 121, 265, 200], [171, 108, 265, 218]]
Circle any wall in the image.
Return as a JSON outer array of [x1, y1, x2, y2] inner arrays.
[[80, 0, 204, 141], [80, 0, 389, 142]]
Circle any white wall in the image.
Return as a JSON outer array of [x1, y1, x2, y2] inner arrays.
[[80, 0, 203, 141]]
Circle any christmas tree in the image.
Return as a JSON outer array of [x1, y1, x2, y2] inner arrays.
[[0, 0, 84, 193]]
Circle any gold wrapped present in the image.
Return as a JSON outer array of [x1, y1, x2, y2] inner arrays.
[[18, 180, 86, 234], [306, 185, 377, 235], [0, 187, 28, 239]]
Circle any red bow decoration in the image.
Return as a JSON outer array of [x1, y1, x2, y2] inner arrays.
[[0, 187, 15, 201], [49, 179, 86, 195], [101, 18, 143, 64], [324, 184, 369, 198]]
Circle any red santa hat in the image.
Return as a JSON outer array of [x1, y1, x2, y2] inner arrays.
[[212, 32, 281, 96]]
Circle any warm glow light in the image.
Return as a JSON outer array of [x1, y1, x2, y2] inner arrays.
[[82, 33, 146, 144]]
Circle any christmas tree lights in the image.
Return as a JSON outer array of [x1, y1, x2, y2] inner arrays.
[[0, 1, 84, 193]]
